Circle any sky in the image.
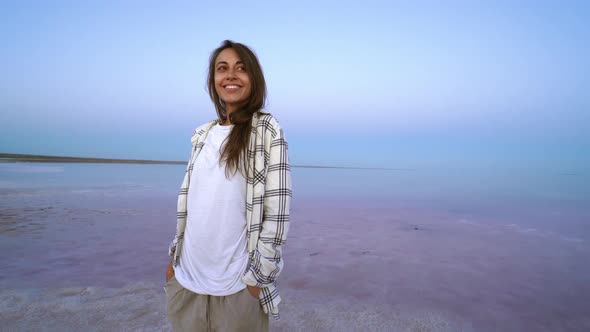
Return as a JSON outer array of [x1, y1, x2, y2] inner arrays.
[[1, 0, 588, 170]]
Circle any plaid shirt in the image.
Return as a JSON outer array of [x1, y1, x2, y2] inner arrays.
[[168, 112, 292, 319]]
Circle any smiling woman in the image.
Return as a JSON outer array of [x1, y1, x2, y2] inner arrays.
[[164, 40, 292, 332]]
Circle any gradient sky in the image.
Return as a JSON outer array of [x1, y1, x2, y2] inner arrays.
[[1, 0, 588, 170]]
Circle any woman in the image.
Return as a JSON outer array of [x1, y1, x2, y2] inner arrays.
[[164, 40, 292, 331]]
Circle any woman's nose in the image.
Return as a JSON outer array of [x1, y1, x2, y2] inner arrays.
[[226, 69, 237, 80]]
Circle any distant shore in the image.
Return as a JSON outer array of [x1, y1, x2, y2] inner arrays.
[[0, 153, 413, 170], [0, 153, 185, 165]]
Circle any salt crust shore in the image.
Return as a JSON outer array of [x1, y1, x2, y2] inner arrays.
[[2, 184, 589, 331], [1, 205, 589, 331], [0, 284, 462, 332]]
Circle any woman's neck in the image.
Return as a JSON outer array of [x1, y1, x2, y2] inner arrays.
[[222, 108, 237, 126]]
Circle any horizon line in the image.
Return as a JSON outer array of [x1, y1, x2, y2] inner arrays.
[[0, 153, 415, 171]]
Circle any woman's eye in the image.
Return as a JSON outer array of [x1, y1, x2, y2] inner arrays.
[[216, 66, 226, 71], [237, 66, 246, 72]]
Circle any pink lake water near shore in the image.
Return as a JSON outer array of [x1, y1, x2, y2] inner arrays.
[[1, 163, 589, 331]]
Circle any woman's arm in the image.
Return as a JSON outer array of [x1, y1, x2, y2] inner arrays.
[[243, 125, 292, 288]]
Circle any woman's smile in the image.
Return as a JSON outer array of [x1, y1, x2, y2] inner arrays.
[[223, 84, 241, 92]]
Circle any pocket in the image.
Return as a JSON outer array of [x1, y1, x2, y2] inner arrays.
[[165, 275, 177, 286], [241, 288, 264, 315], [163, 275, 178, 296], [243, 287, 260, 303]]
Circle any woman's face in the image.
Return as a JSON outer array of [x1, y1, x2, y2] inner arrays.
[[214, 48, 252, 113]]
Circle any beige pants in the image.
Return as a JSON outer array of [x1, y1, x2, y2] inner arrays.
[[164, 276, 268, 332]]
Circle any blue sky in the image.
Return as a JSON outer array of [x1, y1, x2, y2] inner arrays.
[[1, 0, 588, 170]]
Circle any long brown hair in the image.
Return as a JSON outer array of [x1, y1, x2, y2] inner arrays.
[[207, 40, 267, 177]]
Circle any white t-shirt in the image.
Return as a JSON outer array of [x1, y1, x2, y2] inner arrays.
[[174, 123, 249, 296]]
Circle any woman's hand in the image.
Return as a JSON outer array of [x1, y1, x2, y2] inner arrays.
[[247, 285, 261, 299], [166, 258, 175, 283]]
